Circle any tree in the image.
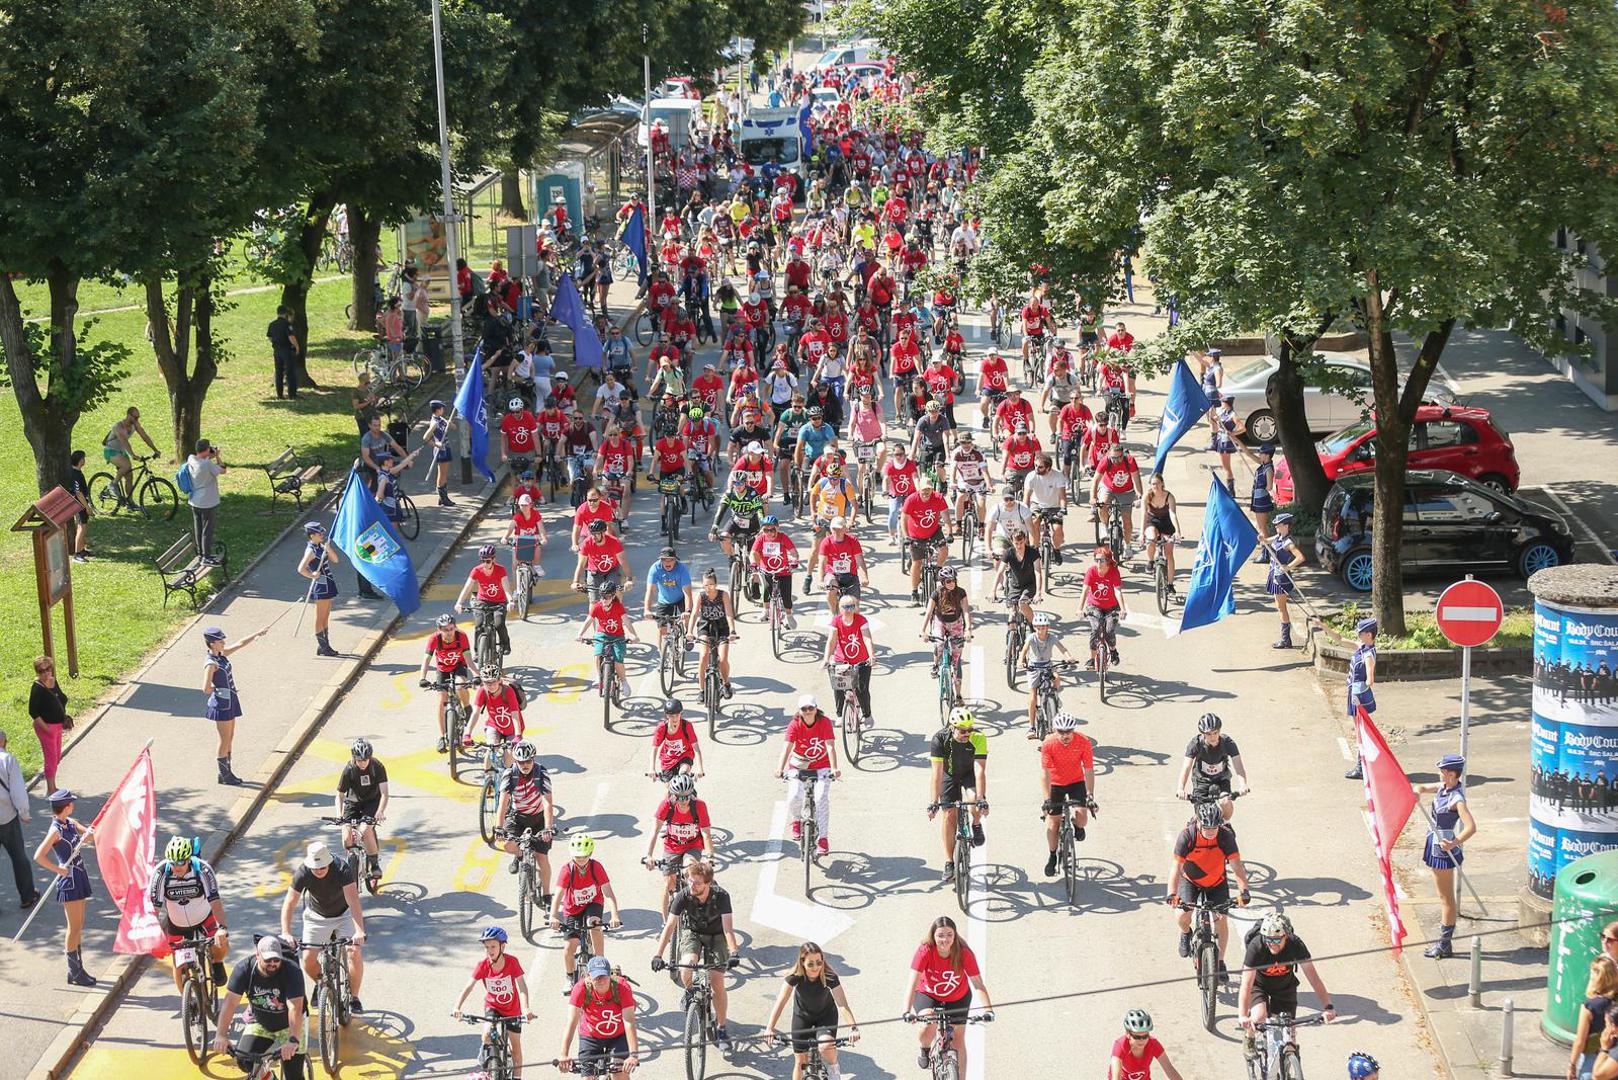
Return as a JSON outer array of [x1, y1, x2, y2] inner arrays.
[[0, 0, 312, 493]]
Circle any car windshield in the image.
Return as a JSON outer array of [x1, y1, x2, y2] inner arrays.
[[1321, 417, 1375, 455], [1226, 358, 1273, 387], [741, 137, 799, 165]]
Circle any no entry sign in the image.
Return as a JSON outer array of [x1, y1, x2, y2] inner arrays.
[[1435, 579, 1505, 648]]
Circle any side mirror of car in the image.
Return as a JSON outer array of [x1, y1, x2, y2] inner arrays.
[[1484, 510, 1504, 524]]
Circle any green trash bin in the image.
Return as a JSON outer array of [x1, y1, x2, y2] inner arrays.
[[1544, 850, 1618, 1045]]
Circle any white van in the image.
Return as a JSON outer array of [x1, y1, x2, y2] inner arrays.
[[737, 107, 806, 188], [814, 39, 884, 70]]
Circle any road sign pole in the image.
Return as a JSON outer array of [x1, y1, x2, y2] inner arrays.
[[1460, 641, 1472, 784]]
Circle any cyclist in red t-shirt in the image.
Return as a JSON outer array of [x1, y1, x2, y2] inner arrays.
[[1091, 442, 1143, 552], [454, 544, 512, 658], [452, 927, 536, 1074], [419, 614, 476, 753], [549, 834, 624, 995]]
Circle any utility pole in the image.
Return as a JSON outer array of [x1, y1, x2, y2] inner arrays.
[[431, 0, 472, 483]]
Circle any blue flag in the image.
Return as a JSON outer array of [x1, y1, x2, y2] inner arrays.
[[550, 272, 603, 371], [619, 203, 648, 284], [331, 470, 420, 617], [1150, 358, 1214, 476], [452, 346, 496, 483], [1175, 479, 1260, 635]]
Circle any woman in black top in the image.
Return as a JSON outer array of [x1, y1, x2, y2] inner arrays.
[[766, 941, 859, 1078], [29, 656, 70, 791]]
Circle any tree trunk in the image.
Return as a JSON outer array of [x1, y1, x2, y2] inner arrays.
[[1268, 331, 1332, 513], [146, 273, 221, 461], [348, 204, 383, 333], [278, 193, 337, 389], [499, 170, 527, 221], [0, 268, 85, 495]]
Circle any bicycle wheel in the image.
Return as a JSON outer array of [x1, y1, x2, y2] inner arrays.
[[401, 356, 429, 391], [933, 1047, 958, 1080], [181, 972, 209, 1064], [706, 670, 722, 737], [87, 472, 125, 516], [728, 559, 745, 614], [953, 838, 971, 912], [1040, 539, 1055, 592], [515, 566, 532, 621], [319, 976, 340, 1073], [674, 626, 687, 679], [447, 703, 465, 776], [842, 701, 862, 765], [802, 815, 814, 894], [770, 604, 783, 659], [138, 476, 180, 521], [396, 493, 420, 540], [1280, 1048, 1306, 1080], [353, 349, 374, 378], [1198, 941, 1220, 1033], [478, 627, 499, 674], [1096, 643, 1109, 703], [684, 1001, 708, 1080], [1004, 624, 1023, 690], [601, 658, 614, 729], [479, 774, 499, 847], [1155, 559, 1170, 616], [635, 311, 655, 347], [1062, 828, 1078, 906], [660, 638, 678, 697], [1038, 694, 1055, 740], [959, 519, 974, 563], [518, 863, 537, 941]]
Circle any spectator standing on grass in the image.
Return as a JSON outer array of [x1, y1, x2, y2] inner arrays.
[[184, 439, 225, 564], [268, 306, 300, 400], [352, 372, 379, 437], [401, 264, 426, 343], [29, 655, 71, 794], [0, 730, 41, 910], [67, 450, 92, 562]]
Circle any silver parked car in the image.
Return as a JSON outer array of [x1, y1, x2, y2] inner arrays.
[[1216, 355, 1455, 444]]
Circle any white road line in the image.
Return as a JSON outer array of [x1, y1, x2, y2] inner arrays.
[[1126, 610, 1177, 638], [968, 837, 988, 1080], [1336, 736, 1353, 763], [749, 800, 855, 943]]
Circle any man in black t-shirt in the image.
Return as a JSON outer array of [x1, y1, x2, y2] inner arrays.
[[336, 739, 389, 879], [1238, 910, 1335, 1046], [280, 840, 368, 1014], [651, 861, 740, 1050], [267, 306, 300, 399], [214, 934, 308, 1078], [1176, 714, 1250, 821]]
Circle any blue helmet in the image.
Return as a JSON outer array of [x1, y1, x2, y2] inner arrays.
[[479, 926, 508, 944], [761, 514, 779, 527], [1346, 1052, 1379, 1078]]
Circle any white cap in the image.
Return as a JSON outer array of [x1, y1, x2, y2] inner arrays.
[[303, 841, 333, 870], [255, 936, 285, 960], [797, 694, 818, 710], [746, 441, 764, 454], [829, 515, 847, 529]]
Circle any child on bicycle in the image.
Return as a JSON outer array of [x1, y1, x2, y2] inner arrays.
[[575, 580, 640, 701], [1019, 612, 1073, 738], [503, 494, 548, 585], [452, 926, 536, 1077]]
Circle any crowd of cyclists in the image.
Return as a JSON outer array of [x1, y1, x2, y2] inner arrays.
[[112, 44, 1400, 1080]]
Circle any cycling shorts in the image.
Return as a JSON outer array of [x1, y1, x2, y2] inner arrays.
[[1176, 877, 1231, 909], [1047, 781, 1088, 816]]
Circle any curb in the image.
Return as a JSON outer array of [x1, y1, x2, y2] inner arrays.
[[1313, 634, 1532, 681], [24, 375, 459, 795], [26, 469, 502, 1080]]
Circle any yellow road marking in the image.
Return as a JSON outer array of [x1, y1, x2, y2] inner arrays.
[[73, 1018, 419, 1078], [453, 837, 502, 893]]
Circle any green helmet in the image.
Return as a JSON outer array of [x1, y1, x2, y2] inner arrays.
[[165, 835, 196, 864], [687, 405, 706, 420]]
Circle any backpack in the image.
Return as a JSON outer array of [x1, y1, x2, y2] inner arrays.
[[470, 270, 487, 296], [175, 461, 195, 496]]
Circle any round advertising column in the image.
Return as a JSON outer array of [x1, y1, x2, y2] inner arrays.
[[1524, 565, 1618, 945]]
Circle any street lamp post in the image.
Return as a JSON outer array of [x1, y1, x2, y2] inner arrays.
[[644, 32, 656, 252], [430, 0, 472, 484]]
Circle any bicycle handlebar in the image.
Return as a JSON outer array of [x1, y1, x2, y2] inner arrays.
[[321, 815, 377, 826], [1253, 1013, 1330, 1031], [927, 800, 988, 812]]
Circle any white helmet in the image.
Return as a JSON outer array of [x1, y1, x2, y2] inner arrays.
[[1054, 711, 1081, 732], [1033, 612, 1054, 627], [508, 397, 525, 412]]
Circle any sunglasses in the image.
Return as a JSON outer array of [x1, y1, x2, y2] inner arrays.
[[1127, 1032, 1150, 1042], [1261, 935, 1286, 946]]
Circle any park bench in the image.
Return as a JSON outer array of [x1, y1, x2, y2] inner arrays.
[[152, 533, 229, 609], [262, 447, 326, 510]]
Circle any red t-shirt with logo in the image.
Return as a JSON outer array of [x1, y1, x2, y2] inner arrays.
[[890, 339, 921, 375], [589, 598, 629, 637], [923, 365, 958, 405], [751, 531, 799, 575], [902, 491, 948, 539], [537, 408, 568, 440], [911, 942, 978, 1003], [785, 711, 836, 767], [474, 684, 524, 736], [1082, 564, 1123, 610], [828, 613, 871, 664], [570, 975, 636, 1039], [653, 719, 699, 771], [692, 373, 724, 411], [574, 499, 617, 532], [1096, 453, 1139, 494], [426, 630, 471, 672], [995, 397, 1033, 432], [818, 534, 863, 577], [471, 563, 509, 603], [1004, 436, 1041, 472], [1110, 1034, 1165, 1078], [599, 437, 634, 477], [654, 436, 689, 475], [884, 458, 919, 498], [501, 412, 539, 453], [656, 797, 711, 853], [554, 858, 611, 917], [473, 953, 526, 1017], [979, 355, 1009, 391], [579, 533, 625, 574]]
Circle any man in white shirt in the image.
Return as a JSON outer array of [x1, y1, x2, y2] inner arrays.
[[1022, 453, 1069, 565], [186, 439, 227, 564], [0, 731, 40, 908], [985, 485, 1034, 562]]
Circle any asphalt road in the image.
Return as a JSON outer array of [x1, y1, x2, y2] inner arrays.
[[65, 294, 1445, 1080]]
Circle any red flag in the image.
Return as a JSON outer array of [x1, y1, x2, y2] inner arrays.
[[1355, 708, 1418, 953], [90, 748, 166, 956]]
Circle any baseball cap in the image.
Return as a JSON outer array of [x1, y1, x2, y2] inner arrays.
[[255, 936, 285, 961], [797, 694, 818, 710], [586, 955, 613, 978]]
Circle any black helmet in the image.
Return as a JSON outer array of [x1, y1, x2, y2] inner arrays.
[[1197, 713, 1222, 734]]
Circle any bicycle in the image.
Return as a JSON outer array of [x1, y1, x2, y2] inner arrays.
[[440, 674, 474, 777], [928, 799, 988, 913], [469, 738, 513, 847], [633, 308, 656, 347], [1028, 660, 1076, 740], [905, 1007, 994, 1080], [1183, 891, 1234, 1033], [471, 600, 507, 674], [1048, 795, 1098, 908], [555, 916, 619, 992], [322, 814, 381, 895], [351, 342, 427, 391], [301, 936, 354, 1074], [1003, 590, 1032, 690], [929, 633, 966, 726], [916, 536, 947, 603], [1087, 608, 1117, 702], [88, 453, 180, 521], [659, 475, 685, 541], [1092, 501, 1125, 561], [771, 1034, 857, 1079], [231, 1044, 301, 1080], [454, 1012, 522, 1080], [498, 825, 562, 942], [508, 538, 537, 621], [1246, 1013, 1329, 1080], [388, 490, 420, 541], [595, 641, 626, 727], [669, 954, 729, 1080], [1035, 507, 1064, 592], [657, 608, 689, 696], [854, 440, 881, 523], [686, 460, 714, 524], [957, 495, 981, 565], [762, 568, 798, 660], [1103, 386, 1130, 434], [1146, 526, 1173, 615], [174, 929, 221, 1064], [789, 768, 837, 893], [541, 443, 567, 503]]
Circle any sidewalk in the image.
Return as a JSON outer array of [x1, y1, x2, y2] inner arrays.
[[4, 295, 596, 1079]]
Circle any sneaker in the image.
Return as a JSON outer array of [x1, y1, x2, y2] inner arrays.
[[784, 613, 797, 630], [941, 862, 955, 882], [1026, 727, 1039, 740], [1178, 931, 1191, 958], [918, 1048, 931, 1070], [509, 856, 521, 875], [436, 736, 449, 754], [1218, 959, 1229, 984], [971, 822, 985, 847], [1424, 938, 1454, 959], [1075, 826, 1086, 842], [348, 996, 364, 1015], [791, 821, 802, 841], [1109, 649, 1120, 665], [312, 984, 322, 1008], [71, 554, 87, 564], [1043, 853, 1058, 877], [817, 837, 829, 855], [1053, 549, 1063, 565], [714, 1026, 732, 1052]]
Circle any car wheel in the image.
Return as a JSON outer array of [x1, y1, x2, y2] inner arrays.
[[1246, 409, 1278, 444], [1476, 473, 1511, 493], [1517, 541, 1563, 579], [1340, 549, 1374, 592]]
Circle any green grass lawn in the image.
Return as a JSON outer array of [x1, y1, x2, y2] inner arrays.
[[1325, 602, 1534, 651], [0, 277, 383, 776]]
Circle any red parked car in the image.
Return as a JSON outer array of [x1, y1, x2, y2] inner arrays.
[[1273, 405, 1520, 503]]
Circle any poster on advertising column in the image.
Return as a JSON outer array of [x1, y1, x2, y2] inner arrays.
[[1530, 601, 1618, 898]]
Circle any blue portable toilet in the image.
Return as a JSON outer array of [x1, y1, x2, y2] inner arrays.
[[532, 162, 584, 233]]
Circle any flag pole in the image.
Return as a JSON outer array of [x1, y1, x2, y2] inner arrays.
[[10, 739, 155, 944]]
